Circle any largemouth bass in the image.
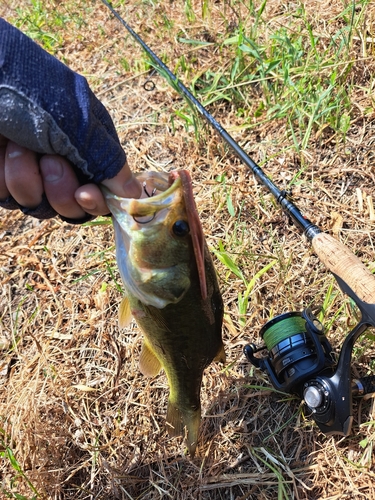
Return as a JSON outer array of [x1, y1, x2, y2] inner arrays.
[[103, 170, 225, 457]]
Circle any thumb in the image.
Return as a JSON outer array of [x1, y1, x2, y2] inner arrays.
[[101, 162, 142, 199]]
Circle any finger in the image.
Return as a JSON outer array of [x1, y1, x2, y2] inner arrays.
[[40, 155, 87, 220], [5, 141, 43, 208], [75, 183, 110, 216], [75, 162, 142, 215], [101, 161, 142, 199], [0, 135, 10, 200]]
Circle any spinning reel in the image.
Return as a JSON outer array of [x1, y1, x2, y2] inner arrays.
[[244, 276, 375, 435]]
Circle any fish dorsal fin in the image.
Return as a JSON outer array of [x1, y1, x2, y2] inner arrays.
[[177, 170, 207, 300], [139, 341, 162, 377], [118, 296, 132, 328]]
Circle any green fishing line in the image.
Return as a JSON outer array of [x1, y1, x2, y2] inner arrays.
[[262, 315, 307, 351]]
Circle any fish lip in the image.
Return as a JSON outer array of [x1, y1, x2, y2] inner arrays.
[[102, 176, 182, 218], [133, 213, 156, 224]]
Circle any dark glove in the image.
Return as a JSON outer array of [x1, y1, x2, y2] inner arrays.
[[0, 18, 126, 221]]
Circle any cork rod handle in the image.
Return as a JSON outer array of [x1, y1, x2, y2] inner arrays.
[[311, 232, 375, 305]]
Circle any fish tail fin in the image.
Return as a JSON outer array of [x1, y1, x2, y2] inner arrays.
[[214, 343, 226, 364], [166, 400, 201, 458]]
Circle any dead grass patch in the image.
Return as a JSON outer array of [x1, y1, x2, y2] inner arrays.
[[1, 1, 375, 499]]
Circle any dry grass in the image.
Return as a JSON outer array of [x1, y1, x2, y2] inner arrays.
[[1, 0, 375, 499]]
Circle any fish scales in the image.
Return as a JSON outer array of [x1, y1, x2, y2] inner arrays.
[[102, 170, 225, 457]]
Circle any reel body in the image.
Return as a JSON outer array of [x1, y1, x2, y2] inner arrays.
[[244, 306, 375, 435], [245, 308, 335, 394]]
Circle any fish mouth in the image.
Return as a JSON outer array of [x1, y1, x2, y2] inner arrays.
[[103, 172, 182, 219]]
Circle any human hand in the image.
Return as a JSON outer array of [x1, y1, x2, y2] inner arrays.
[[0, 135, 142, 222], [1, 19, 142, 222]]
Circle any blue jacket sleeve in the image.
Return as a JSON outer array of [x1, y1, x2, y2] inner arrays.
[[0, 18, 126, 184]]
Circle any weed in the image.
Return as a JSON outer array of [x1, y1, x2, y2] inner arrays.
[[13, 0, 87, 54], [163, 0, 371, 157], [213, 238, 276, 327], [252, 447, 292, 500], [0, 434, 39, 499]]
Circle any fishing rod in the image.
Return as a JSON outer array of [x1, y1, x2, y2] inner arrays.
[[101, 0, 375, 436]]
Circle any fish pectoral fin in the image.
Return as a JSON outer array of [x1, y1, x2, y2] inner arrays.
[[139, 342, 162, 377], [166, 400, 201, 458], [143, 304, 171, 332], [214, 344, 226, 364], [118, 296, 132, 328]]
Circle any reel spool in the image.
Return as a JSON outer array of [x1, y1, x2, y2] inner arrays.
[[244, 308, 335, 394]]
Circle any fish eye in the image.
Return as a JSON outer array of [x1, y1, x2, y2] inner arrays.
[[172, 220, 190, 237]]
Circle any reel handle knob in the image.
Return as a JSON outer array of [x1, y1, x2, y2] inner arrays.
[[304, 385, 323, 409]]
